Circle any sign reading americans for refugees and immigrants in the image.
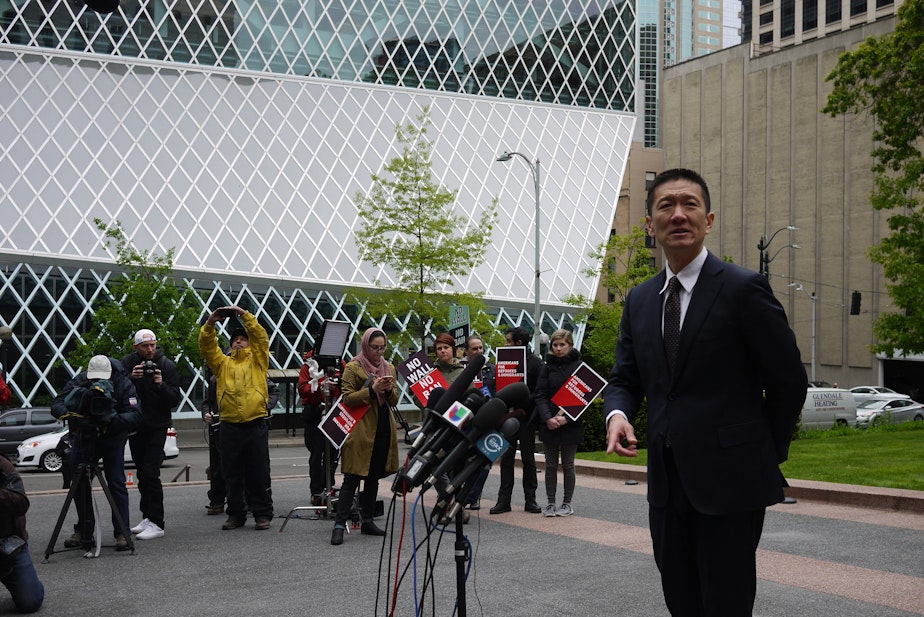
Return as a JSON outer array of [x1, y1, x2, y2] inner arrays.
[[320, 397, 370, 449], [550, 362, 607, 421], [495, 346, 527, 391]]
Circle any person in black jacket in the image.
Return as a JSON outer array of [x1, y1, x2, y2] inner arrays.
[[490, 327, 543, 514], [51, 355, 142, 551], [0, 453, 44, 613], [603, 169, 806, 615], [535, 329, 584, 517], [122, 329, 181, 541]]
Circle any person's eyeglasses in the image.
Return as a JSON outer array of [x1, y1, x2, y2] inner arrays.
[[369, 344, 387, 352]]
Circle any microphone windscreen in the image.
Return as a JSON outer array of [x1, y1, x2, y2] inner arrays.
[[500, 417, 520, 438], [84, 0, 120, 13], [426, 387, 446, 410], [433, 354, 486, 414], [459, 389, 486, 414], [495, 381, 531, 408], [471, 398, 507, 432]]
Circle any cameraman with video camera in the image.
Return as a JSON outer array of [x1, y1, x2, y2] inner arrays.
[[121, 329, 181, 541], [51, 355, 142, 551]]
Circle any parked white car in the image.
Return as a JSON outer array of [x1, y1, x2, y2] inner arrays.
[[848, 386, 910, 405], [16, 426, 180, 473], [855, 398, 924, 428]]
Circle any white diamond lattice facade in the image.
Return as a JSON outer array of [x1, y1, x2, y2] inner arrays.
[[0, 0, 636, 412]]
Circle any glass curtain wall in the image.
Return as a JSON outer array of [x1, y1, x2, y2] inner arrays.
[[0, 0, 635, 112]]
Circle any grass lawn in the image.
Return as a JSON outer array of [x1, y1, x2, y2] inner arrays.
[[576, 422, 924, 492]]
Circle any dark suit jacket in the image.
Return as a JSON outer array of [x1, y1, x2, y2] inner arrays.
[[603, 252, 807, 516]]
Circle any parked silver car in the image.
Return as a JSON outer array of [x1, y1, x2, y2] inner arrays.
[[0, 407, 59, 456], [855, 398, 924, 428]]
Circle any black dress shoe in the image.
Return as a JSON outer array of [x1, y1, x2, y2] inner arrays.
[[489, 503, 511, 515], [524, 501, 542, 513], [360, 521, 386, 536], [331, 527, 344, 545]]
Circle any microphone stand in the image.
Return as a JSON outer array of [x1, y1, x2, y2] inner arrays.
[[453, 506, 469, 617]]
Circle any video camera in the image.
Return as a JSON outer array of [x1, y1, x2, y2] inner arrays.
[[65, 379, 117, 426]]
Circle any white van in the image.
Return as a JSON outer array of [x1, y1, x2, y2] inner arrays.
[[800, 388, 857, 430]]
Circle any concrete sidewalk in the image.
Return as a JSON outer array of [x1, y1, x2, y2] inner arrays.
[[15, 443, 924, 617]]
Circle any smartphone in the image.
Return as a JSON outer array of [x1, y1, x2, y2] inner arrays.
[[217, 308, 237, 319]]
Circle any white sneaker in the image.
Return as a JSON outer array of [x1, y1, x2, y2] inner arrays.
[[136, 522, 164, 540], [556, 503, 574, 517], [543, 504, 557, 517], [130, 518, 151, 534]]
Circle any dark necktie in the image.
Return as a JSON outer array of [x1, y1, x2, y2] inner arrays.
[[664, 276, 681, 372]]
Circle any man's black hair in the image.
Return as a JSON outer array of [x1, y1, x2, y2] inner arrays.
[[505, 326, 531, 348], [645, 168, 711, 215]]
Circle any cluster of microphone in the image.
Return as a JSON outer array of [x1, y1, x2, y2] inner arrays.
[[392, 354, 530, 521]]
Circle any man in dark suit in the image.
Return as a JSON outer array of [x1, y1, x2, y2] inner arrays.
[[603, 168, 807, 616]]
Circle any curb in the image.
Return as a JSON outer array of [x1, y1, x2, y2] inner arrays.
[[176, 432, 924, 515], [560, 458, 924, 514]]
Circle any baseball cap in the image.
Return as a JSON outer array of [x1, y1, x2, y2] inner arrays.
[[86, 355, 112, 379], [133, 329, 157, 345]]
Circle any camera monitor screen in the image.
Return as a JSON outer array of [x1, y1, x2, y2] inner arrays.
[[315, 320, 351, 362]]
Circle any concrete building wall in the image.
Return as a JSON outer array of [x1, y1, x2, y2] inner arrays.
[[661, 18, 899, 387]]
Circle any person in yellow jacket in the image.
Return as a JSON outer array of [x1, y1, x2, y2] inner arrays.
[[198, 306, 274, 531], [330, 327, 399, 546]]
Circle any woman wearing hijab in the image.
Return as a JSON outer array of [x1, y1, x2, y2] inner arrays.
[[331, 328, 400, 546]]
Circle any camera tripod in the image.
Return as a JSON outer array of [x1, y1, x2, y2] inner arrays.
[[43, 432, 135, 560], [281, 368, 341, 530]]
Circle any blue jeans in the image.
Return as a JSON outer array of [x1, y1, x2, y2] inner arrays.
[[71, 433, 130, 539], [1, 543, 45, 613]]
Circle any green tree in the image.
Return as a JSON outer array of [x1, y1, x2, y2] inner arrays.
[[353, 107, 499, 352], [823, 0, 924, 356], [67, 219, 203, 371], [565, 221, 657, 374]]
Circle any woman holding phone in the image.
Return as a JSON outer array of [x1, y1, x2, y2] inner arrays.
[[331, 328, 400, 545]]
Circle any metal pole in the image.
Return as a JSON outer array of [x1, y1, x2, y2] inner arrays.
[[758, 236, 767, 278], [811, 292, 816, 383], [496, 151, 543, 352], [532, 159, 541, 354]]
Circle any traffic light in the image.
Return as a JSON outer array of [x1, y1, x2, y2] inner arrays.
[[850, 291, 861, 315]]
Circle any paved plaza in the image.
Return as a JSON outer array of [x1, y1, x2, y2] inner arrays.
[[6, 440, 924, 617]]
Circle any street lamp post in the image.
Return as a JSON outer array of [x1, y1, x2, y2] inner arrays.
[[758, 225, 799, 279], [496, 150, 542, 353], [789, 284, 816, 383]]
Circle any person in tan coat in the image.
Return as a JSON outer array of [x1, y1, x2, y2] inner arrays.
[[331, 328, 399, 545]]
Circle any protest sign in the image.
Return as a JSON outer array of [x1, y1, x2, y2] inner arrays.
[[319, 397, 370, 449], [397, 349, 449, 407], [550, 362, 607, 421], [495, 346, 526, 392]]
